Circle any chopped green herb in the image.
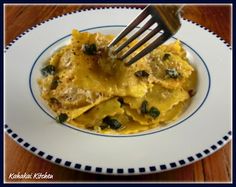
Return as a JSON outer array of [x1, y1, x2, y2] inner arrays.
[[56, 113, 68, 123], [87, 126, 94, 130], [117, 97, 124, 106], [51, 76, 59, 90], [50, 97, 60, 105], [162, 53, 171, 61], [41, 65, 56, 76], [100, 123, 109, 130], [82, 43, 97, 55], [148, 107, 160, 119], [141, 100, 148, 114], [166, 68, 180, 79], [188, 90, 196, 97], [135, 70, 149, 78], [103, 116, 122, 129]]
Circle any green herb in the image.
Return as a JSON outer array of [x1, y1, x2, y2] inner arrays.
[[50, 98, 60, 105], [141, 100, 148, 114], [148, 107, 160, 119], [166, 68, 180, 79], [100, 123, 109, 130], [117, 97, 124, 106], [41, 65, 56, 76], [135, 70, 149, 78], [188, 90, 196, 97], [82, 43, 97, 55], [162, 53, 171, 61], [56, 113, 68, 123], [51, 76, 59, 90], [103, 116, 122, 129]]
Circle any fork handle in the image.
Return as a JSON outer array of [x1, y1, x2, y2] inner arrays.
[[153, 4, 184, 15], [171, 5, 184, 14], [149, 5, 183, 34]]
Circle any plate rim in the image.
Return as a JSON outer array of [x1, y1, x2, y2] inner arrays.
[[4, 6, 232, 175], [4, 124, 232, 175]]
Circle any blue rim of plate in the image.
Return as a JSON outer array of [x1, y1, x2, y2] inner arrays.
[[4, 124, 232, 175], [29, 25, 211, 138], [4, 6, 232, 175]]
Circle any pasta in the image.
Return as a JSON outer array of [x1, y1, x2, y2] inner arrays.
[[38, 29, 197, 134]]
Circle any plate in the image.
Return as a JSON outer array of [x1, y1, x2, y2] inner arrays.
[[4, 7, 232, 175]]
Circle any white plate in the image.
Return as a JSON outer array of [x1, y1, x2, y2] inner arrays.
[[4, 7, 232, 175]]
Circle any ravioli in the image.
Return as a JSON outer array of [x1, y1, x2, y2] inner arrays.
[[53, 96, 109, 120], [124, 83, 189, 113], [38, 29, 197, 135], [68, 29, 152, 97], [123, 83, 189, 125], [71, 97, 124, 128], [97, 114, 151, 135], [148, 40, 194, 89], [158, 100, 190, 124]]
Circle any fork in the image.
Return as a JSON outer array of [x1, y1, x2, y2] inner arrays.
[[108, 5, 183, 65]]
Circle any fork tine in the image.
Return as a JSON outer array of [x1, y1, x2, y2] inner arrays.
[[107, 6, 150, 48], [113, 17, 156, 54], [108, 5, 182, 66], [126, 32, 171, 66], [120, 25, 162, 60]]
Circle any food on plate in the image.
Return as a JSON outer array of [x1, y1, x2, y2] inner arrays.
[[38, 29, 197, 134]]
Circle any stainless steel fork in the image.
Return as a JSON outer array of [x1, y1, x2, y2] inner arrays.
[[108, 5, 183, 65]]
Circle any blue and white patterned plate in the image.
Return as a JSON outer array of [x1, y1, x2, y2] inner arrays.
[[4, 7, 232, 175]]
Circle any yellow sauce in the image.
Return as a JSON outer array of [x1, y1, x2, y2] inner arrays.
[[38, 29, 197, 134]]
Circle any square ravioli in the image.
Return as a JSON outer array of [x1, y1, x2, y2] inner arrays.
[[38, 29, 197, 134]]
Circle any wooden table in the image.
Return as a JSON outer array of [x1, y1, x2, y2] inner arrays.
[[4, 4, 231, 182]]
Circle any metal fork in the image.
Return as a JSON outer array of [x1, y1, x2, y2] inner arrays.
[[108, 5, 183, 65]]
